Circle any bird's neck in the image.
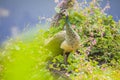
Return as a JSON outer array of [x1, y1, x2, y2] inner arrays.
[[66, 22, 74, 35], [65, 21, 77, 40]]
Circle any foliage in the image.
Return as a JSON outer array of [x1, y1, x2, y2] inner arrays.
[[0, 0, 120, 80], [49, 53, 120, 80], [57, 0, 120, 65], [49, 0, 120, 80], [0, 29, 66, 80]]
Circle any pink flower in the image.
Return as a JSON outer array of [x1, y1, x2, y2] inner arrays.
[[87, 46, 91, 51], [89, 37, 93, 41], [86, 46, 91, 55], [90, 32, 94, 37], [101, 32, 105, 37], [54, 0, 59, 3], [92, 39, 96, 45], [72, 25, 76, 29]]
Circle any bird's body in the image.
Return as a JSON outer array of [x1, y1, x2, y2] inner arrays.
[[60, 19, 80, 53], [46, 15, 80, 64], [61, 16, 80, 64], [45, 31, 66, 56], [45, 31, 66, 46]]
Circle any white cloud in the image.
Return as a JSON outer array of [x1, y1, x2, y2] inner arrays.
[[0, 8, 10, 17]]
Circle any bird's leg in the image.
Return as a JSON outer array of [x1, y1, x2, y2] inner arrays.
[[63, 51, 70, 65]]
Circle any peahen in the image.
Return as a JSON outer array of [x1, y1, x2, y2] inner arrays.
[[45, 15, 80, 64]]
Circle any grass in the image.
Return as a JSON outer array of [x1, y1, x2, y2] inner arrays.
[[0, 27, 67, 80], [0, 0, 120, 80], [0, 26, 120, 80], [0, 30, 53, 80]]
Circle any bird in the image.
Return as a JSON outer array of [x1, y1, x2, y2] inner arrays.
[[45, 14, 80, 65], [60, 15, 80, 64]]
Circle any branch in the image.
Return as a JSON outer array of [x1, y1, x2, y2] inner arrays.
[[50, 0, 77, 28]]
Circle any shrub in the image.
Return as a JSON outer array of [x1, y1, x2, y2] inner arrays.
[[0, 0, 120, 80]]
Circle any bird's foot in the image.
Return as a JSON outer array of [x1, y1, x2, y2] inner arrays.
[[63, 52, 70, 65]]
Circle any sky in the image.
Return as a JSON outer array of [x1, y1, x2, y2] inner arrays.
[[0, 0, 120, 44]]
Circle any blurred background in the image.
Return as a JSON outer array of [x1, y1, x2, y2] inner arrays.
[[0, 0, 120, 44]]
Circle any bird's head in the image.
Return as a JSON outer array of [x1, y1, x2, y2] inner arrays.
[[63, 10, 69, 24], [62, 10, 70, 29]]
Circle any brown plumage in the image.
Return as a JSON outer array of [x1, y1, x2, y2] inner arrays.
[[46, 15, 80, 64], [60, 16, 80, 64]]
